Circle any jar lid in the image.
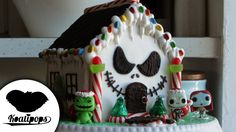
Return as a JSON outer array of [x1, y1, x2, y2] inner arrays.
[[182, 71, 206, 80]]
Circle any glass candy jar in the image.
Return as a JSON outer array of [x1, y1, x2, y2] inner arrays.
[[182, 71, 207, 99]]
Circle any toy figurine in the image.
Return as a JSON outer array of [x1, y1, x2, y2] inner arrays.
[[167, 90, 192, 121], [74, 91, 96, 124], [190, 90, 213, 118]]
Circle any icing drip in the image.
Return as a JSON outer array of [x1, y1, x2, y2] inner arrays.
[[113, 47, 135, 74], [40, 2, 185, 70], [137, 51, 161, 77]]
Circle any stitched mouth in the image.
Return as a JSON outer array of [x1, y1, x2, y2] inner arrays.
[[104, 71, 167, 97], [76, 105, 92, 109]]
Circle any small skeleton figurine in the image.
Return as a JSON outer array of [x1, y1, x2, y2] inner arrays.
[[190, 90, 213, 118], [168, 90, 192, 121]]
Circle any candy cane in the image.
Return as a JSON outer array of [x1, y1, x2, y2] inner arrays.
[[171, 71, 181, 90], [92, 72, 102, 122], [90, 56, 104, 122]]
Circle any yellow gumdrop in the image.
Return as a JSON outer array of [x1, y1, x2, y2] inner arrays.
[[120, 15, 127, 22], [87, 45, 95, 53], [156, 24, 163, 32]]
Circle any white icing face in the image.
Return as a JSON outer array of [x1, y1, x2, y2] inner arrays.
[[100, 25, 170, 119], [168, 90, 187, 108], [191, 92, 212, 107]]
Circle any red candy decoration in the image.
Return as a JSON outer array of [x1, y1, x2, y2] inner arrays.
[[172, 57, 181, 65], [92, 56, 102, 64], [179, 50, 184, 56], [74, 48, 78, 55], [163, 33, 170, 40], [95, 39, 100, 46], [108, 26, 113, 33], [129, 7, 135, 14], [145, 9, 151, 16]]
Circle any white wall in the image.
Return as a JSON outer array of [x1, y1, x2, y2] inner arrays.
[[222, 0, 236, 131]]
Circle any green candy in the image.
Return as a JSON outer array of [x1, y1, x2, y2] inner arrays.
[[90, 64, 105, 73], [101, 33, 108, 41], [169, 64, 183, 73], [69, 48, 74, 55], [74, 94, 96, 124], [138, 6, 144, 13], [150, 96, 167, 116], [110, 97, 128, 117], [170, 41, 176, 48]]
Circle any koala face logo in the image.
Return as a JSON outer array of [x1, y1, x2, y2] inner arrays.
[[6, 90, 48, 113]]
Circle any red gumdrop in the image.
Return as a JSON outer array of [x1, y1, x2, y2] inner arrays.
[[129, 7, 135, 14], [163, 33, 170, 40], [95, 39, 100, 46], [92, 56, 102, 64], [172, 57, 181, 64]]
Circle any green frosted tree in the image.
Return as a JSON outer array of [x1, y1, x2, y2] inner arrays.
[[150, 96, 167, 116], [110, 97, 128, 117]]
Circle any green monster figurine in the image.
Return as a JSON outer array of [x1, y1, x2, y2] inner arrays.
[[74, 91, 96, 124]]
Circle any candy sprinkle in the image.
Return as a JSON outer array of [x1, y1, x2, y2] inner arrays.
[[150, 18, 157, 24], [69, 48, 74, 55], [138, 6, 144, 13], [170, 41, 176, 48], [74, 48, 78, 55], [163, 33, 170, 40], [114, 21, 120, 29], [179, 50, 184, 56], [120, 15, 127, 22], [108, 26, 113, 33], [156, 24, 163, 32], [101, 33, 108, 41], [87, 46, 95, 53], [129, 7, 135, 14], [78, 48, 85, 55], [145, 9, 151, 16], [95, 39, 100, 46]]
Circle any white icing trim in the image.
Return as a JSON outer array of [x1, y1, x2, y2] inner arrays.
[[56, 118, 223, 132], [75, 91, 95, 97]]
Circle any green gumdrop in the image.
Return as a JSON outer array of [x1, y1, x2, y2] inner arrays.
[[169, 64, 183, 73], [101, 33, 108, 41], [90, 64, 105, 73], [170, 41, 176, 48], [150, 96, 167, 116], [110, 97, 128, 117], [138, 6, 144, 13]]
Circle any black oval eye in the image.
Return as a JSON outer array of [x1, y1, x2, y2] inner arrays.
[[169, 99, 174, 105], [137, 51, 161, 77], [192, 97, 197, 102], [205, 96, 210, 101], [113, 47, 135, 74], [181, 98, 186, 104]]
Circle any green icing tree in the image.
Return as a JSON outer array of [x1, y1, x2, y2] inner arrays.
[[110, 97, 128, 117], [150, 96, 167, 116]]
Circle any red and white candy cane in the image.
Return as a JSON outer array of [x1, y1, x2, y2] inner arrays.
[[108, 116, 126, 124], [171, 57, 182, 90], [169, 48, 185, 90], [91, 56, 103, 122]]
